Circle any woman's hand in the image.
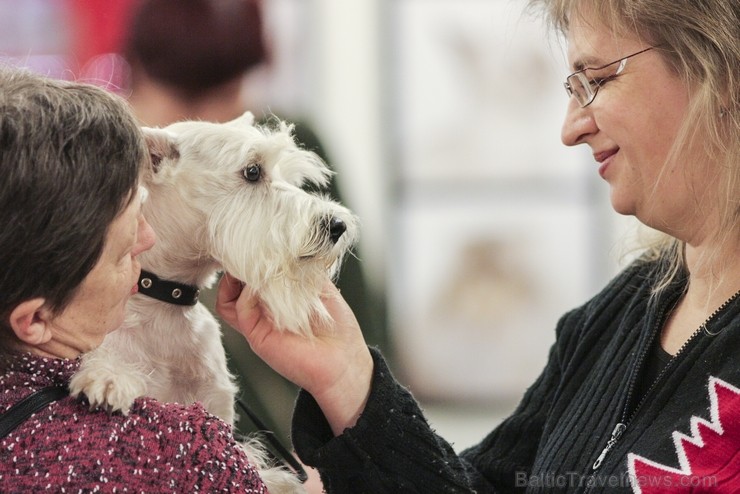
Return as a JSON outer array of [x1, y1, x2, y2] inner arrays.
[[216, 273, 374, 435]]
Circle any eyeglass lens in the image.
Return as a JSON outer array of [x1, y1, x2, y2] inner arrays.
[[566, 72, 593, 106]]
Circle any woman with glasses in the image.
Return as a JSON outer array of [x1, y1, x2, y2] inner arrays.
[[219, 0, 739, 492]]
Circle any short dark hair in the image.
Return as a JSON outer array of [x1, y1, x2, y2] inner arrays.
[[0, 67, 145, 343], [124, 0, 267, 99]]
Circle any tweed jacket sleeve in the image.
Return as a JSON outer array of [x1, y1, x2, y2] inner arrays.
[[0, 354, 268, 493]]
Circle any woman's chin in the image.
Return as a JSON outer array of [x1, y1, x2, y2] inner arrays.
[[105, 309, 129, 335], [609, 192, 636, 217]]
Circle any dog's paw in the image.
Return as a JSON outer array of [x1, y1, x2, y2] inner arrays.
[[69, 357, 149, 415]]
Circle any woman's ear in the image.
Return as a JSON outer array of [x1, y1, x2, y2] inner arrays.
[[8, 298, 53, 346]]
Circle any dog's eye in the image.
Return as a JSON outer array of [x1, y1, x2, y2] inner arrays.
[[242, 164, 261, 182]]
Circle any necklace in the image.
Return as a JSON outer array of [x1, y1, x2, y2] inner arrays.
[[702, 288, 740, 336]]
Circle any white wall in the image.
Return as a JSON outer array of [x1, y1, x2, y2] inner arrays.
[[310, 0, 388, 290]]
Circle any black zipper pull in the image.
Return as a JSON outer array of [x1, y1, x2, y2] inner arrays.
[[592, 423, 626, 470]]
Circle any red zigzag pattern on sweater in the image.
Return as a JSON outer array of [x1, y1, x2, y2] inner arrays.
[[627, 376, 740, 493]]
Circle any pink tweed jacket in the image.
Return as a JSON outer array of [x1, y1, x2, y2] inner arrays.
[[0, 353, 267, 493]]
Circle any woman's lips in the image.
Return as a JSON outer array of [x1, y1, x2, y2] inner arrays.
[[131, 267, 142, 295], [594, 149, 618, 179]]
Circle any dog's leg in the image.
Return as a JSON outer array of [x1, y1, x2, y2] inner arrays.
[[195, 372, 238, 424], [69, 340, 150, 414]]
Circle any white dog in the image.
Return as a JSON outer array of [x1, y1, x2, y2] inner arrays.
[[69, 112, 358, 493]]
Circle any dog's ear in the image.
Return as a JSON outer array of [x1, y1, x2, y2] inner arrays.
[[141, 127, 179, 175], [229, 111, 255, 128]]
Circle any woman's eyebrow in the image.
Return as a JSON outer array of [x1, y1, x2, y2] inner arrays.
[[571, 55, 605, 71]]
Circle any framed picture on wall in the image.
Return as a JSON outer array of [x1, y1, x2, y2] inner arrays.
[[393, 0, 579, 184], [393, 196, 593, 402]]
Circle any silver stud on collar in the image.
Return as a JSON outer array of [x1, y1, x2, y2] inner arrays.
[[171, 288, 182, 299], [141, 278, 153, 289]]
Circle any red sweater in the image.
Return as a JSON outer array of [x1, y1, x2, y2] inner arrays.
[[0, 353, 268, 493]]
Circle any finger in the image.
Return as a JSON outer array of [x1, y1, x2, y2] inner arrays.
[[215, 274, 246, 328], [217, 272, 242, 303], [232, 287, 268, 338]]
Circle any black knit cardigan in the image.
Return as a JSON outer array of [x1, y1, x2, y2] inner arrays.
[[292, 259, 740, 493]]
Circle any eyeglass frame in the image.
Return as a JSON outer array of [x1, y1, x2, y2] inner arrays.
[[563, 46, 657, 107]]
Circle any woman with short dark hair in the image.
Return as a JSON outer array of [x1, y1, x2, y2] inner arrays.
[[0, 67, 268, 493]]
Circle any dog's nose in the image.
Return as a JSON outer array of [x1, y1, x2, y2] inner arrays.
[[329, 217, 347, 244]]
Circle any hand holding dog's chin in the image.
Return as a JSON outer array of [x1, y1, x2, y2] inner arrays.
[[216, 273, 374, 436]]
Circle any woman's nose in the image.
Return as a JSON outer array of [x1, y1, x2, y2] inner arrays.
[[561, 97, 597, 146], [133, 216, 156, 257]]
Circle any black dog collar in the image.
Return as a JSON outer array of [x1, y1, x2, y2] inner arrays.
[[137, 270, 200, 306]]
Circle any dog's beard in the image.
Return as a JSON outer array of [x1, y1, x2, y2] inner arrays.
[[207, 191, 357, 336]]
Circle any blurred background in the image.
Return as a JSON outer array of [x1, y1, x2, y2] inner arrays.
[[0, 0, 643, 451]]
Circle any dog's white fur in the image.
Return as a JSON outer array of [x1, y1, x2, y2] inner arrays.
[[69, 112, 358, 493]]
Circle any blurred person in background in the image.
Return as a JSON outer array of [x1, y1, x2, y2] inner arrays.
[[123, 0, 264, 126]]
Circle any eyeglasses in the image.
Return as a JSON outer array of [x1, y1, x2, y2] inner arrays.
[[564, 46, 657, 107]]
